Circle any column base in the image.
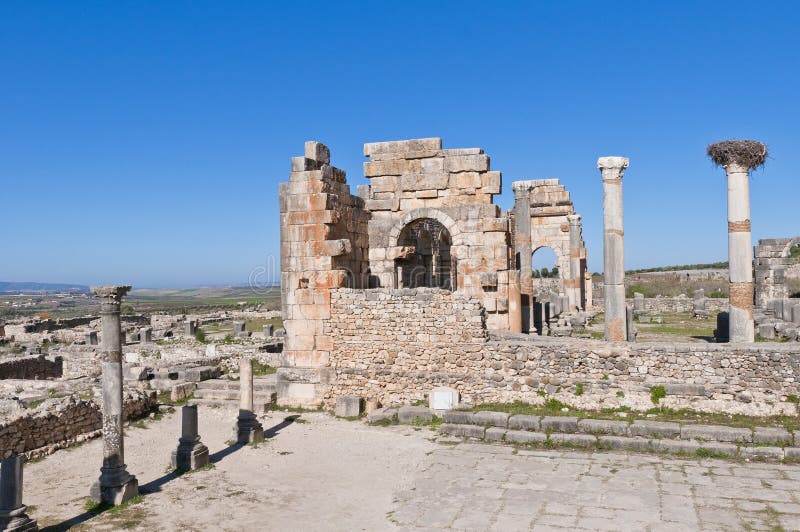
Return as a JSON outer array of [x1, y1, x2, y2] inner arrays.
[[0, 506, 38, 532], [233, 413, 264, 444], [90, 471, 139, 506], [171, 444, 209, 471]]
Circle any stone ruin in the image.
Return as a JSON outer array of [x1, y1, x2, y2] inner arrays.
[[754, 237, 800, 340], [279, 138, 590, 404]]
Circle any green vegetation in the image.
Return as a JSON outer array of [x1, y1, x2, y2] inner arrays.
[[472, 401, 800, 431], [574, 383, 584, 396], [194, 329, 207, 343], [790, 243, 800, 258], [531, 266, 559, 279], [627, 262, 728, 274], [252, 360, 276, 376], [650, 386, 666, 404]]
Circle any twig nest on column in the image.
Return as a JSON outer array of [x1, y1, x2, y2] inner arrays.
[[707, 140, 767, 169]]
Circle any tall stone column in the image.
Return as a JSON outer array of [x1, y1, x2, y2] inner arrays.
[[513, 183, 533, 333], [234, 358, 264, 444], [90, 285, 138, 506], [707, 140, 767, 343], [597, 157, 630, 341], [566, 214, 583, 311], [0, 455, 37, 531]]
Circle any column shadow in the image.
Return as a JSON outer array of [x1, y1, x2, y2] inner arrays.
[[40, 414, 301, 531]]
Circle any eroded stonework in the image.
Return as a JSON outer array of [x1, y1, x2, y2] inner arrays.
[[278, 138, 589, 404]]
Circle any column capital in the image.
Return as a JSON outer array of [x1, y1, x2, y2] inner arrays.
[[597, 156, 629, 177], [91, 286, 132, 301]]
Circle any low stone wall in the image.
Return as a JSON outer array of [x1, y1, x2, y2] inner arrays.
[[23, 316, 97, 333], [627, 297, 728, 314], [0, 354, 63, 380], [325, 288, 800, 416], [0, 391, 154, 458]]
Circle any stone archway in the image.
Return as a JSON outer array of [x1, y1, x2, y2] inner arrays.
[[396, 218, 454, 289]]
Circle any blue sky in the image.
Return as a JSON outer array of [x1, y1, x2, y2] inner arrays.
[[1, 1, 798, 288]]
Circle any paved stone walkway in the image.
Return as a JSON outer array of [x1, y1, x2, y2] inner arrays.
[[391, 442, 800, 531]]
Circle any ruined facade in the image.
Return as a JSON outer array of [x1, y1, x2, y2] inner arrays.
[[279, 138, 588, 404], [755, 237, 800, 307]]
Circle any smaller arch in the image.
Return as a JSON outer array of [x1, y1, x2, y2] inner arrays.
[[782, 237, 800, 258]]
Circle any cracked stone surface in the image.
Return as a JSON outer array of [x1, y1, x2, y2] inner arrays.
[[20, 410, 800, 531]]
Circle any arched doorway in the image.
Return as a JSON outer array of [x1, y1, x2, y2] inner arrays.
[[395, 218, 454, 289]]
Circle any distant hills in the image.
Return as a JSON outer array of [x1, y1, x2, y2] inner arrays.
[[0, 282, 90, 293]]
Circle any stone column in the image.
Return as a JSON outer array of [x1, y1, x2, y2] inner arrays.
[[171, 405, 209, 471], [597, 157, 630, 341], [234, 358, 264, 444], [566, 215, 584, 312], [507, 271, 522, 333], [89, 285, 138, 506], [513, 183, 533, 333], [707, 140, 767, 343], [0, 455, 37, 532]]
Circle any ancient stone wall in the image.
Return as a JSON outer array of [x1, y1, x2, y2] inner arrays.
[[361, 138, 516, 331], [0, 391, 153, 458], [23, 316, 97, 333], [755, 237, 800, 308], [625, 297, 729, 314], [0, 355, 63, 380], [326, 288, 800, 416]]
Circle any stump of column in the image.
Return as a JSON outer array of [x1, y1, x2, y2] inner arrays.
[[234, 358, 264, 444], [0, 455, 37, 532], [171, 405, 209, 471], [597, 157, 630, 341], [707, 140, 767, 343], [89, 285, 139, 506], [507, 271, 522, 333], [566, 214, 583, 311]]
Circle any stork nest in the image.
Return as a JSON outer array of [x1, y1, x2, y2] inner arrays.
[[707, 140, 767, 169]]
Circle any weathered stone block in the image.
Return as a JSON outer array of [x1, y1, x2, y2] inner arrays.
[[549, 433, 596, 447], [485, 427, 506, 441], [398, 406, 433, 424], [740, 446, 784, 460], [681, 424, 752, 443], [753, 427, 792, 445], [442, 410, 475, 424], [364, 138, 442, 157], [367, 407, 397, 424], [507, 415, 540, 431], [597, 436, 652, 452], [577, 419, 629, 436], [445, 154, 489, 173], [540, 416, 578, 433], [629, 420, 681, 438], [504, 429, 547, 444], [335, 396, 361, 417], [440, 423, 485, 439], [472, 411, 510, 427]]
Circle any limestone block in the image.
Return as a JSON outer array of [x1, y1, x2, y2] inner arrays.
[[472, 411, 509, 428], [505, 430, 547, 444], [449, 172, 482, 189], [364, 138, 442, 157], [305, 141, 330, 164], [442, 410, 474, 424], [364, 159, 419, 177], [753, 427, 792, 445], [440, 423, 485, 439], [321, 239, 352, 257], [400, 172, 449, 191], [335, 396, 361, 417], [680, 424, 752, 443], [387, 246, 415, 260], [481, 171, 501, 194], [429, 387, 459, 410], [364, 199, 394, 211], [577, 419, 629, 436], [540, 416, 578, 432], [445, 154, 489, 173], [549, 433, 596, 447], [508, 415, 540, 431], [397, 406, 433, 424]]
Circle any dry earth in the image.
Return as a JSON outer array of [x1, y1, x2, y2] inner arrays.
[[22, 407, 800, 531]]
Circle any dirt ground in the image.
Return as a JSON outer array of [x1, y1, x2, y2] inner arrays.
[[25, 408, 436, 531]]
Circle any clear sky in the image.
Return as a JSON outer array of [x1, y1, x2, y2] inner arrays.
[[2, 1, 798, 288]]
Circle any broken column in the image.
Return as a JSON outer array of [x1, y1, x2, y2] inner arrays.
[[234, 358, 264, 444], [507, 271, 522, 333], [693, 289, 708, 318], [707, 140, 767, 343], [139, 327, 152, 343], [633, 292, 645, 315], [184, 320, 197, 336], [597, 156, 630, 341], [0, 455, 37, 532], [90, 285, 138, 505], [566, 214, 583, 311], [171, 405, 209, 471]]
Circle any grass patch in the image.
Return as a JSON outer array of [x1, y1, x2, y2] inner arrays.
[[574, 383, 584, 396], [252, 360, 276, 376], [650, 385, 666, 405]]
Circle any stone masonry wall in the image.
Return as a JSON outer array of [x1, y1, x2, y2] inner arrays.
[[326, 288, 800, 416], [0, 355, 63, 380], [626, 297, 729, 314], [0, 391, 154, 458]]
